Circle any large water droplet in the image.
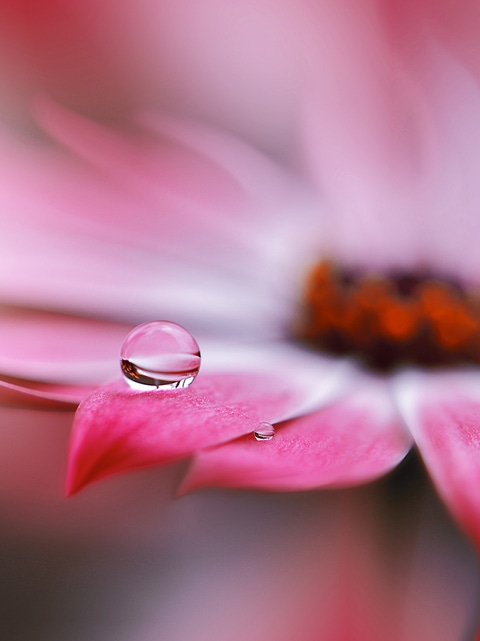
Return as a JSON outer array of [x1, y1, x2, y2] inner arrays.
[[120, 321, 201, 390], [254, 422, 275, 441]]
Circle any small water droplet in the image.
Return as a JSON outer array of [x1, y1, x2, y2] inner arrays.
[[254, 422, 275, 441], [120, 320, 201, 390]]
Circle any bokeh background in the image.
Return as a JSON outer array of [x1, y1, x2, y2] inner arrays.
[[0, 2, 479, 639]]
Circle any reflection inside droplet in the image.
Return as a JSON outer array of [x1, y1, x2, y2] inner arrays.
[[254, 422, 275, 441], [120, 320, 201, 390]]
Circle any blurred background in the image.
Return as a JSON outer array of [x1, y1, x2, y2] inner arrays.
[[0, 1, 479, 639], [0, 0, 315, 154]]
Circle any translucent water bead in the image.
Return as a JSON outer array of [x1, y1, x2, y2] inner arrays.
[[120, 321, 201, 390], [254, 422, 275, 441]]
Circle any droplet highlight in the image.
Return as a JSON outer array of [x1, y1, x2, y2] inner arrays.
[[120, 320, 201, 390], [254, 422, 275, 441]]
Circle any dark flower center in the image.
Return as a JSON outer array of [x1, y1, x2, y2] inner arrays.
[[297, 260, 480, 371]]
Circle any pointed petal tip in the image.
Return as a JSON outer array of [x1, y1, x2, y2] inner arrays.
[[175, 468, 207, 498], [66, 371, 314, 494], [64, 458, 95, 497], [177, 384, 412, 494], [64, 472, 84, 498], [64, 479, 79, 499], [174, 481, 191, 500]]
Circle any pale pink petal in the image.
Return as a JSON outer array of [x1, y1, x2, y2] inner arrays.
[[0, 307, 129, 384], [137, 108, 309, 211], [33, 97, 322, 297], [32, 96, 249, 238], [137, 109, 326, 315], [181, 379, 412, 493], [394, 369, 480, 549], [299, 0, 480, 284], [124, 0, 316, 153], [67, 370, 316, 495], [0, 307, 131, 410], [0, 102, 301, 339], [0, 308, 130, 404], [297, 0, 435, 269], [415, 48, 480, 283]]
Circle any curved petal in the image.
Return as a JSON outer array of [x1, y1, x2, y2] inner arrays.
[[66, 370, 317, 496], [0, 103, 301, 339], [300, 0, 480, 285], [181, 378, 412, 493], [394, 369, 480, 550], [200, 340, 355, 414], [298, 0, 436, 270], [32, 96, 247, 228], [33, 98, 321, 302], [137, 109, 309, 212], [0, 377, 92, 409], [0, 307, 129, 383], [0, 307, 131, 405]]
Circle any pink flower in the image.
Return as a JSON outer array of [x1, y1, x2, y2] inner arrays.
[[27, 0, 480, 564], [3, 84, 480, 565], [1, 2, 480, 637]]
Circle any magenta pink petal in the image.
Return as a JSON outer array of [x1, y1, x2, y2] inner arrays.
[[181, 380, 412, 494], [395, 371, 480, 550], [66, 371, 312, 496]]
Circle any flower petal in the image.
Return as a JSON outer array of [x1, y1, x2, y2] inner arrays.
[[0, 307, 129, 383], [0, 307, 131, 405], [0, 102, 305, 340], [394, 369, 480, 550], [0, 378, 91, 409], [66, 370, 316, 496], [181, 378, 412, 493]]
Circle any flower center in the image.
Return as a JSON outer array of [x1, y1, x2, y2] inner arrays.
[[297, 260, 480, 371]]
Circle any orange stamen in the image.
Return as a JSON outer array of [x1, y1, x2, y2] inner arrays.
[[378, 299, 419, 341], [299, 260, 480, 369]]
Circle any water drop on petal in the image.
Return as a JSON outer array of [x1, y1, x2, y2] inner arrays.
[[254, 422, 275, 441], [120, 321, 201, 390]]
